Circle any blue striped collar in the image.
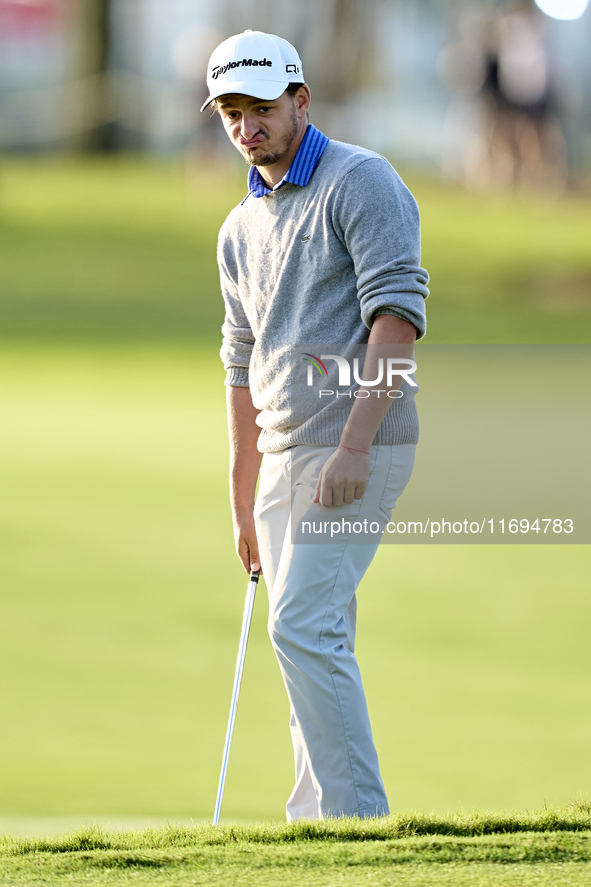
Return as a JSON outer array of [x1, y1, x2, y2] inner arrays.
[[244, 124, 329, 202]]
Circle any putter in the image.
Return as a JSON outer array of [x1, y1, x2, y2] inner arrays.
[[213, 567, 260, 825]]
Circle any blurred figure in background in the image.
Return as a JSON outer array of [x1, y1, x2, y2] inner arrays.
[[440, 0, 568, 192]]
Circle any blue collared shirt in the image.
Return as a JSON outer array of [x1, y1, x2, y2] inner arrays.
[[244, 124, 329, 202]]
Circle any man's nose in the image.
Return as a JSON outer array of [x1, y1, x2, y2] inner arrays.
[[240, 113, 260, 140]]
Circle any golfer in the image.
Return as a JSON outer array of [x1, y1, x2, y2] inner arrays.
[[202, 30, 429, 821]]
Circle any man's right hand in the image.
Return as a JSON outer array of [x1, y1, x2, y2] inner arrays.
[[233, 510, 261, 575]]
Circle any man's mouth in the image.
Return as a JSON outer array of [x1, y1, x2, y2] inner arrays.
[[240, 134, 267, 148]]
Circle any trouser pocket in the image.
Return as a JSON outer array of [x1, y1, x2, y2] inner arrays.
[[378, 444, 417, 520]]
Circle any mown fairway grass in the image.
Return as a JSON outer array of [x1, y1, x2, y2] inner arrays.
[[0, 158, 590, 882], [1, 156, 591, 342], [1, 344, 590, 822]]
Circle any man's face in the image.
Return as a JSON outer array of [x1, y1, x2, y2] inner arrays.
[[216, 90, 302, 167]]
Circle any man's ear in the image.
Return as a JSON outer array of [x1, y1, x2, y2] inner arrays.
[[294, 85, 311, 119]]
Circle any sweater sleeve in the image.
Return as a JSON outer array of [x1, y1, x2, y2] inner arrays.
[[217, 228, 254, 387], [332, 157, 430, 338]]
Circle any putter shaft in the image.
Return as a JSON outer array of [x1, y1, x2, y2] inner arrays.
[[213, 569, 260, 825]]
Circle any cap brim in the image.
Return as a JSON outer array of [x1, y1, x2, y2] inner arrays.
[[200, 80, 286, 112]]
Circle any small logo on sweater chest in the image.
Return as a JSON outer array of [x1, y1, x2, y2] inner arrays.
[[301, 231, 312, 243]]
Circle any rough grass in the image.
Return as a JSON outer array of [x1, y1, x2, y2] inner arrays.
[[3, 805, 591, 852], [2, 808, 591, 886]]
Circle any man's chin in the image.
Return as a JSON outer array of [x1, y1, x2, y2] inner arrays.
[[246, 152, 281, 168]]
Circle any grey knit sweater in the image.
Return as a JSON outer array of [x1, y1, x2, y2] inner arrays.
[[218, 138, 429, 453]]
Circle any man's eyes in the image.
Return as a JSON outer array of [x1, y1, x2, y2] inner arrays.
[[224, 106, 272, 119]]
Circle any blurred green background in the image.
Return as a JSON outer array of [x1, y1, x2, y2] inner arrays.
[[0, 157, 590, 825]]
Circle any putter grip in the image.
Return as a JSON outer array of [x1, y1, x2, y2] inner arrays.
[[249, 569, 261, 583]]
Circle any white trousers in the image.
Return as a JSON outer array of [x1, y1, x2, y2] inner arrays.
[[253, 443, 416, 820]]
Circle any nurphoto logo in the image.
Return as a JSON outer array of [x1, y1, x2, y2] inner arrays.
[[303, 353, 328, 380], [304, 353, 419, 388]]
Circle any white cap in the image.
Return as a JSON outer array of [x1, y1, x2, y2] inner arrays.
[[200, 30, 304, 112]]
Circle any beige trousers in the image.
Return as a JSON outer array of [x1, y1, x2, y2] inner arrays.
[[254, 443, 416, 820]]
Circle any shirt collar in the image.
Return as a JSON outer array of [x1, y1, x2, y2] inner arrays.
[[244, 124, 329, 202]]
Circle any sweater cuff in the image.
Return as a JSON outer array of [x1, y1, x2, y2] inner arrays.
[[224, 366, 250, 387], [371, 307, 425, 338], [373, 307, 401, 318]]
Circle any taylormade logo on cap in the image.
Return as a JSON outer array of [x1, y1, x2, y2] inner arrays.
[[201, 30, 305, 112], [212, 58, 273, 80]]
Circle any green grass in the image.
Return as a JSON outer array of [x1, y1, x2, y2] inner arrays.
[[2, 809, 591, 885], [411, 175, 591, 342], [0, 156, 590, 343], [0, 157, 231, 341], [0, 157, 590, 857], [0, 345, 590, 822]]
